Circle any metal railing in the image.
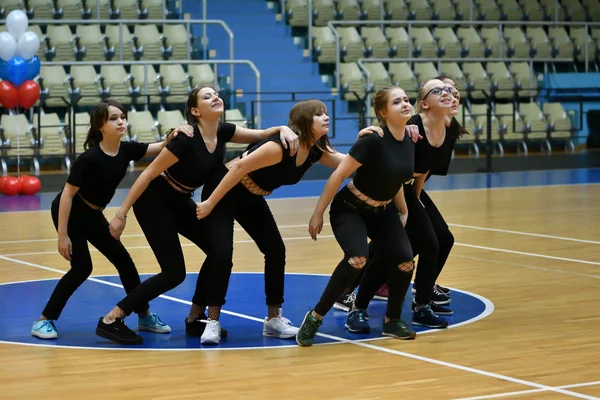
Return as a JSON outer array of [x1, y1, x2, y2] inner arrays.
[[327, 19, 600, 91], [42, 59, 262, 128]]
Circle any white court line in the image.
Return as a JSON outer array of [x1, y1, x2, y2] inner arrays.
[[454, 255, 600, 280], [454, 380, 600, 400], [449, 223, 600, 245], [0, 257, 593, 399]]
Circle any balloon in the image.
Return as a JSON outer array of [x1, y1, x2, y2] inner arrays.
[[17, 80, 40, 109], [0, 81, 18, 109], [0, 32, 17, 62], [0, 176, 9, 193], [6, 56, 28, 86], [0, 60, 8, 81], [25, 56, 40, 80], [20, 175, 41, 195], [3, 176, 22, 196], [17, 31, 40, 60], [6, 10, 29, 41]]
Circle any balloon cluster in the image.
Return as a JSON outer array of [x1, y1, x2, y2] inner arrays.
[[0, 175, 41, 196], [0, 10, 41, 110]]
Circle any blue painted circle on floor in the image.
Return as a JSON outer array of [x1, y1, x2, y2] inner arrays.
[[0, 273, 493, 350]]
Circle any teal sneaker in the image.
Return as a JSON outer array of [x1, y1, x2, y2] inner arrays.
[[296, 311, 322, 347], [138, 312, 171, 333], [31, 319, 58, 339], [382, 319, 416, 340]]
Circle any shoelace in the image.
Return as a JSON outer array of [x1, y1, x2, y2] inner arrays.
[[346, 291, 357, 303], [433, 288, 447, 297]]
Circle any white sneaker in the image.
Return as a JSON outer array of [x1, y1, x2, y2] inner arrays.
[[200, 319, 221, 345], [263, 309, 299, 339]]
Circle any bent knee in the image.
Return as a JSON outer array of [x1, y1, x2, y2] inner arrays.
[[398, 260, 414, 273], [348, 256, 367, 269]]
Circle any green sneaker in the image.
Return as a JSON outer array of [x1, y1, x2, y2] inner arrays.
[[382, 319, 416, 340], [296, 311, 322, 346]]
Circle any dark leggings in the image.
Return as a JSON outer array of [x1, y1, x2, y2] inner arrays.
[[404, 185, 454, 305], [42, 193, 148, 320], [116, 177, 224, 315], [314, 187, 413, 320], [192, 182, 286, 306]]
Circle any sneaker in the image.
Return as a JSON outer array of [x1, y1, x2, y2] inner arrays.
[[345, 309, 370, 333], [382, 319, 416, 340], [412, 301, 453, 316], [200, 319, 221, 345], [263, 309, 299, 339], [435, 283, 451, 295], [138, 312, 171, 333], [296, 311, 322, 347], [185, 314, 228, 338], [373, 283, 389, 301], [431, 287, 451, 305], [31, 319, 58, 339], [96, 317, 143, 345], [333, 291, 356, 312], [412, 305, 448, 329]]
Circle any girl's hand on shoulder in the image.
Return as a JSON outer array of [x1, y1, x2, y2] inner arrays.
[[279, 126, 299, 156], [166, 125, 194, 143], [358, 126, 384, 138], [405, 125, 422, 143]]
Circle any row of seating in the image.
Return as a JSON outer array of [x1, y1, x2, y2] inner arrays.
[[340, 61, 538, 99], [286, 0, 600, 25], [0, 23, 190, 61], [312, 24, 597, 64], [0, 0, 173, 20], [33, 63, 218, 108], [0, 107, 248, 167]]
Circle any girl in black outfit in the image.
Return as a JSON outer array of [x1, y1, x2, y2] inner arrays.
[[96, 87, 298, 345], [31, 100, 189, 340], [296, 86, 417, 346], [193, 100, 394, 344]]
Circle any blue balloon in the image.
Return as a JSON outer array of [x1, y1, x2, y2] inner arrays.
[[6, 56, 28, 86], [0, 60, 7, 81], [25, 56, 40, 81]]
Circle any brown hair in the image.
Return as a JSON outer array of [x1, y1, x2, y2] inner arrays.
[[85, 99, 127, 150], [287, 99, 334, 153], [371, 85, 402, 127], [184, 85, 215, 124]]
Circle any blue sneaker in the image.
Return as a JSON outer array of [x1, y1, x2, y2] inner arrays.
[[345, 309, 370, 333], [31, 319, 58, 339], [413, 304, 448, 328], [138, 312, 171, 333]]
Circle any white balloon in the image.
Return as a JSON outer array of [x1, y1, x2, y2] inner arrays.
[[17, 31, 40, 60], [0, 32, 17, 62], [6, 10, 29, 41]]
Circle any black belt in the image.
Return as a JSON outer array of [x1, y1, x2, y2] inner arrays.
[[341, 189, 389, 214]]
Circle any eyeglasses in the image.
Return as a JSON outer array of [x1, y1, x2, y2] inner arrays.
[[423, 86, 453, 100]]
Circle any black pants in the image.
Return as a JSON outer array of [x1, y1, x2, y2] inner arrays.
[[404, 185, 454, 305], [116, 177, 225, 315], [193, 182, 286, 306], [42, 193, 148, 320], [314, 187, 413, 320]]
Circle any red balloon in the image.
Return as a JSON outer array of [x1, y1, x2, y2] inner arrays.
[[0, 176, 9, 193], [17, 80, 40, 110], [20, 175, 41, 195], [0, 81, 18, 109], [3, 176, 22, 196]]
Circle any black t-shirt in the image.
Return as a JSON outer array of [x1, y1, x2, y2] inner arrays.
[[348, 127, 414, 201], [410, 114, 457, 176], [67, 141, 148, 207], [244, 136, 324, 192], [165, 122, 236, 189]]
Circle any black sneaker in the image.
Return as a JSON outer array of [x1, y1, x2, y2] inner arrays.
[[185, 314, 228, 338], [431, 287, 451, 305], [345, 309, 370, 334], [435, 283, 451, 295], [333, 292, 356, 312], [412, 301, 453, 316], [96, 317, 143, 345], [382, 319, 416, 340], [412, 305, 448, 329]]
